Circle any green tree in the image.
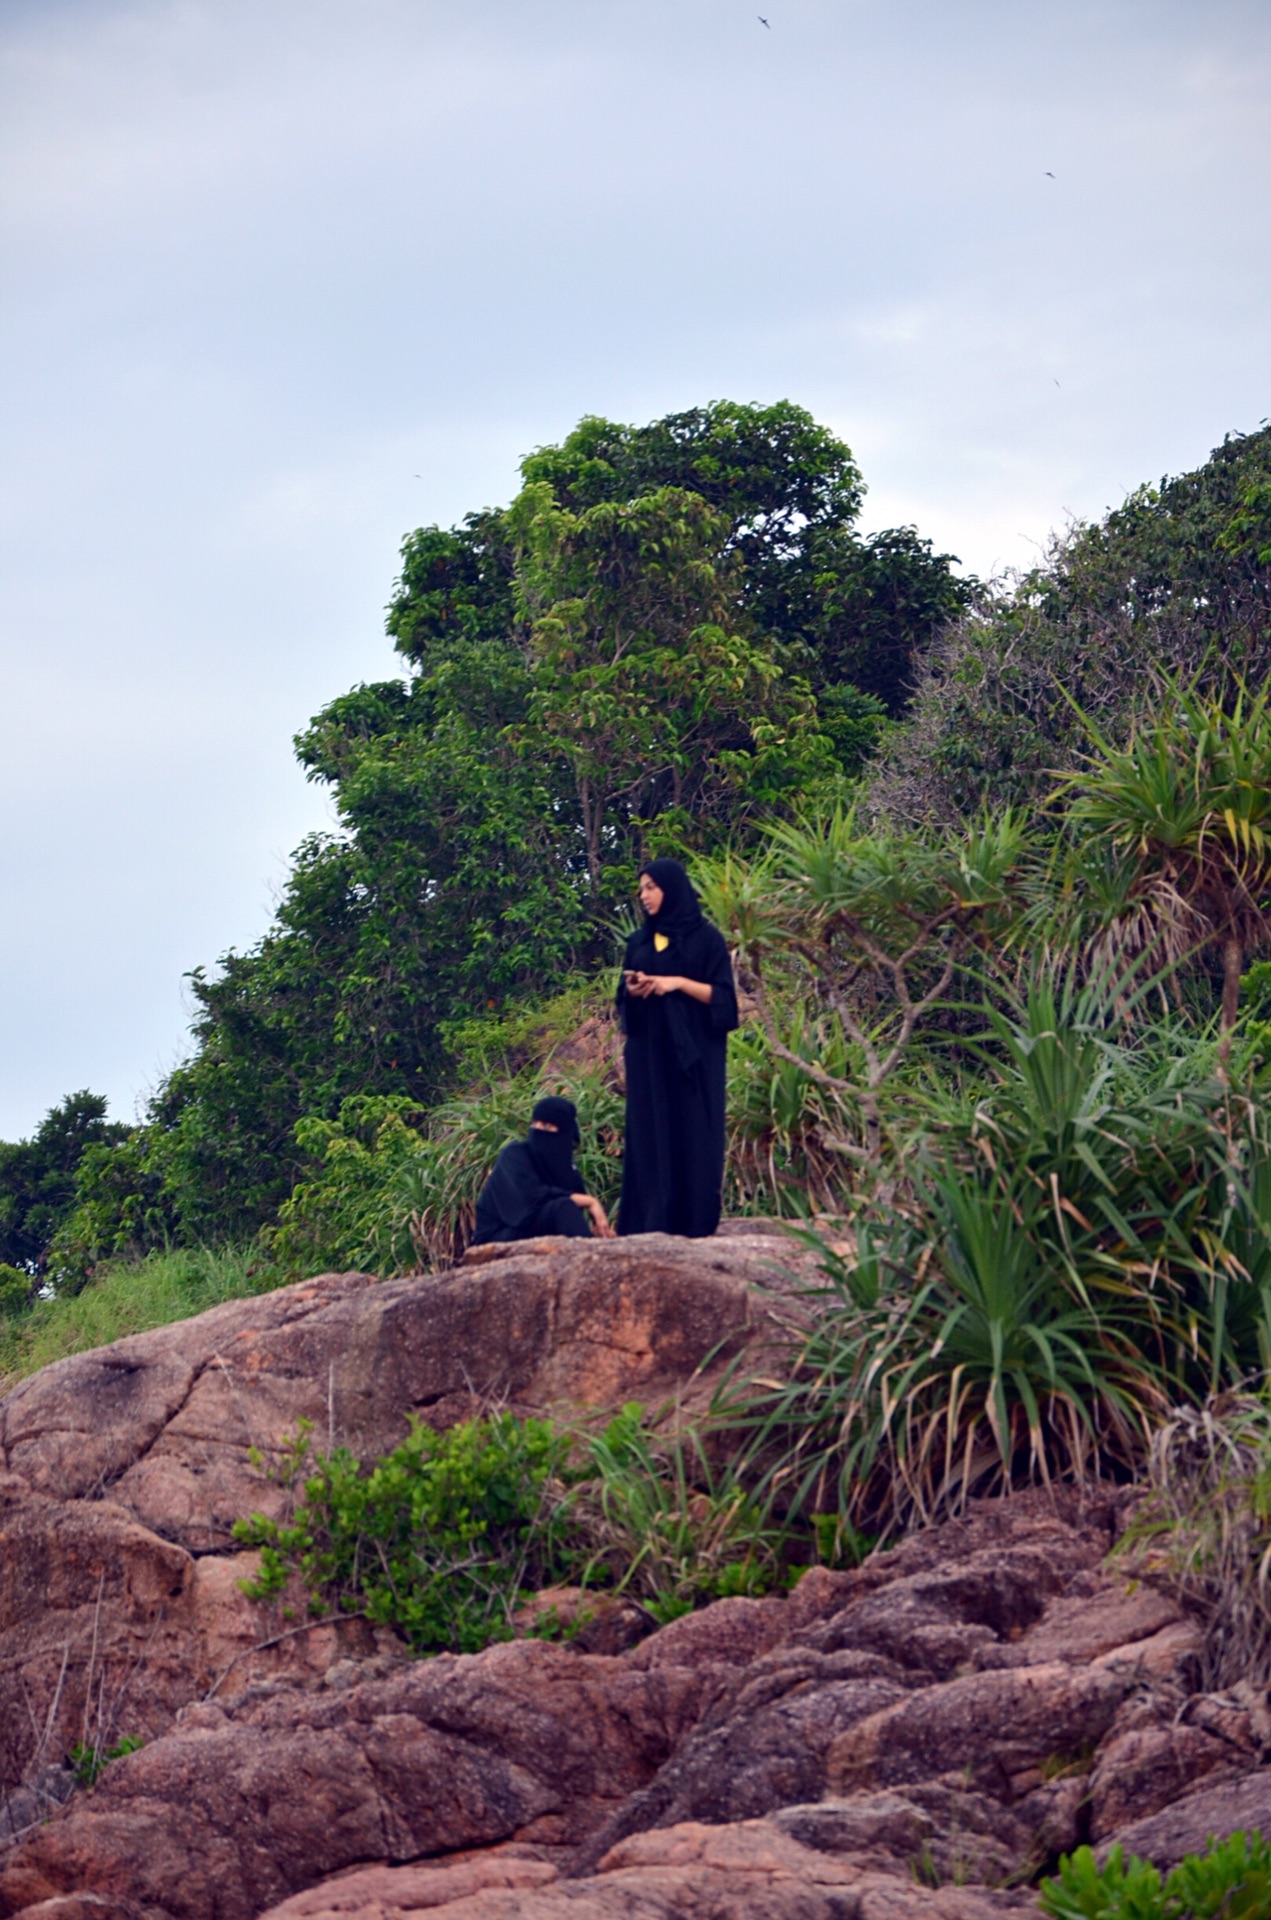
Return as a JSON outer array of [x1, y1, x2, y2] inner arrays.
[[509, 478, 836, 896], [43, 1129, 175, 1288], [877, 424, 1271, 822], [385, 510, 518, 668], [0, 1092, 126, 1275], [146, 691, 589, 1246], [776, 523, 973, 713], [519, 401, 865, 550], [520, 402, 971, 713], [86, 402, 970, 1246]]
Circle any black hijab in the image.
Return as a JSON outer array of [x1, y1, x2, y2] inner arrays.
[[526, 1095, 580, 1188], [641, 858, 704, 941]]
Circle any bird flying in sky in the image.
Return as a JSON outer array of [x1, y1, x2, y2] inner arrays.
[[758, 15, 770, 26]]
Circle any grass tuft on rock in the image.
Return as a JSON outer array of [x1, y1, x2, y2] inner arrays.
[[0, 1244, 269, 1390]]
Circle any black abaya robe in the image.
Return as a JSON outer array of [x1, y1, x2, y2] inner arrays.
[[616, 902, 738, 1238], [471, 1138, 591, 1245]]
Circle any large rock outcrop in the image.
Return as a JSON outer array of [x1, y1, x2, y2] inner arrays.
[[0, 1232, 808, 1811], [2, 1231, 803, 1549], [0, 1229, 1266, 1920]]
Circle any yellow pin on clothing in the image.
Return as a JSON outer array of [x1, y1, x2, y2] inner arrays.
[[653, 932, 670, 952]]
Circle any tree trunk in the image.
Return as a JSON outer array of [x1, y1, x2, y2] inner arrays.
[[581, 778, 601, 897]]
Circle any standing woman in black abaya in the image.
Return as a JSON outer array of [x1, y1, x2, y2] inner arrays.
[[616, 858, 739, 1237]]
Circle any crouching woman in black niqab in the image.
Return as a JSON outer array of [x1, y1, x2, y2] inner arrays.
[[471, 1096, 613, 1245], [616, 858, 738, 1237]]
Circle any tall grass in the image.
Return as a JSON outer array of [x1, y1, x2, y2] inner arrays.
[[1122, 1393, 1271, 1691], [0, 1244, 269, 1390], [562, 1400, 785, 1617]]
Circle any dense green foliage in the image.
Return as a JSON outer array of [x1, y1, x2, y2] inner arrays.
[[698, 663, 1271, 1528], [700, 806, 1030, 1152], [18, 400, 960, 1268], [235, 1413, 575, 1655], [729, 980, 1271, 1538], [874, 424, 1271, 823], [1060, 676, 1271, 1031], [1040, 1833, 1271, 1920], [0, 1093, 126, 1290], [234, 1403, 781, 1652], [512, 404, 968, 714], [569, 1399, 782, 1617]]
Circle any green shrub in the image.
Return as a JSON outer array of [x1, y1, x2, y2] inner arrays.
[[1040, 1832, 1271, 1920], [234, 1404, 787, 1652], [43, 1129, 174, 1294], [0, 1091, 130, 1283], [259, 1095, 431, 1279], [69, 1734, 145, 1790], [565, 1401, 785, 1620], [0, 1262, 32, 1319], [233, 1413, 575, 1655]]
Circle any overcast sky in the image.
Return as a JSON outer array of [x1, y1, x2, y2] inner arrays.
[[1, 0, 1268, 1141]]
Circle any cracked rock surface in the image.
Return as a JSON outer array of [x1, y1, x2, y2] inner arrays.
[[1, 1235, 1266, 1920]]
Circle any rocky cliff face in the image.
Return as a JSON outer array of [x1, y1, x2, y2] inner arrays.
[[1, 1230, 1268, 1920]]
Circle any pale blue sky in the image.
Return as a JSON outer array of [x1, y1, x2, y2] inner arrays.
[[2, 0, 1268, 1138]]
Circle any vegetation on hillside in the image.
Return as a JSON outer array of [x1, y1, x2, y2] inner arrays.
[[0, 1245, 269, 1390], [4, 415, 1271, 1568], [233, 1399, 781, 1655], [5, 405, 1271, 1920], [1, 400, 970, 1272], [874, 422, 1271, 821], [0, 1093, 126, 1298]]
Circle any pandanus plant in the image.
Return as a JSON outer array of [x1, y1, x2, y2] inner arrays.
[[698, 808, 1031, 1159], [1060, 677, 1271, 1042]]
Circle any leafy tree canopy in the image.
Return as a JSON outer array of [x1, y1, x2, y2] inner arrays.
[[508, 478, 836, 894], [517, 402, 970, 713], [876, 425, 1271, 821], [386, 510, 517, 670], [519, 401, 863, 548], [0, 1092, 126, 1276], [54, 401, 970, 1255]]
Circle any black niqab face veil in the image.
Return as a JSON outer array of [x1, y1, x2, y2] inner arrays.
[[527, 1095, 580, 1189], [641, 858, 703, 937]]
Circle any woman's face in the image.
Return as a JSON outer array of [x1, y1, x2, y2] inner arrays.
[[638, 872, 664, 916]]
